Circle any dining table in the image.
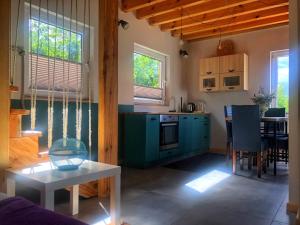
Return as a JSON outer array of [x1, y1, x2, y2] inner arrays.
[[225, 116, 288, 175]]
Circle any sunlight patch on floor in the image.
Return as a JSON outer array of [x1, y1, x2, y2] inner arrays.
[[185, 170, 231, 193], [92, 217, 111, 225]]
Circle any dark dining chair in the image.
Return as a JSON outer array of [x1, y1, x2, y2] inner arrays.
[[263, 108, 288, 175], [231, 105, 267, 178], [224, 105, 232, 160]]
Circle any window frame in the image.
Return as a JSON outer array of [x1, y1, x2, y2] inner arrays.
[[133, 43, 167, 105], [270, 49, 289, 109], [23, 2, 91, 99]]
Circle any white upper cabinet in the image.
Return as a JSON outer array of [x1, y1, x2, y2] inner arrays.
[[199, 57, 219, 76], [199, 53, 248, 92], [219, 53, 248, 74]]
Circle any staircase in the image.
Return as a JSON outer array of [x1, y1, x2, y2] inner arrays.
[[9, 87, 48, 169]]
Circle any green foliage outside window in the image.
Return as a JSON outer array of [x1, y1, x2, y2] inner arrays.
[[277, 83, 288, 112], [30, 19, 82, 63], [133, 52, 161, 88]]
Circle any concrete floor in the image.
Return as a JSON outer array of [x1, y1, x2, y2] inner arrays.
[[18, 153, 294, 225]]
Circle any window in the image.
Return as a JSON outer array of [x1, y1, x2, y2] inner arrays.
[[24, 3, 89, 98], [270, 50, 289, 112], [133, 44, 166, 104]]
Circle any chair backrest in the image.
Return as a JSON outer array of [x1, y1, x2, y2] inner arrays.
[[264, 108, 285, 117], [232, 105, 261, 152], [264, 108, 286, 133], [224, 105, 232, 141]]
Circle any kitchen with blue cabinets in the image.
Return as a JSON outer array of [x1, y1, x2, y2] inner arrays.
[[121, 112, 210, 168]]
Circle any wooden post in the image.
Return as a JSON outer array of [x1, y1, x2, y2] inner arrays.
[[98, 0, 119, 198], [0, 0, 11, 192]]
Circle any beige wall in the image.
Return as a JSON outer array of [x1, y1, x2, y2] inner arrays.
[[186, 26, 289, 150], [118, 9, 187, 112], [288, 0, 300, 209]]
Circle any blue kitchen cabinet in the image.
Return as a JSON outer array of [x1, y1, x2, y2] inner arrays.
[[123, 114, 160, 167], [179, 114, 210, 155], [179, 115, 192, 153], [145, 115, 160, 162], [191, 116, 203, 153]]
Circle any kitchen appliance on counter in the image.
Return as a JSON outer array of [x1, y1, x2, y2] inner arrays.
[[186, 103, 196, 113], [160, 115, 179, 151], [196, 101, 206, 113]]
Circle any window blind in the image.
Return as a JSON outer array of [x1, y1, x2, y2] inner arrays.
[[134, 85, 163, 101], [29, 54, 82, 92]]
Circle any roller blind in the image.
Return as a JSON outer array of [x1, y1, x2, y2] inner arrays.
[[29, 54, 82, 92]]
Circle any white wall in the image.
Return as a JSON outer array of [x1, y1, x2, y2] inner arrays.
[[118, 9, 187, 112], [186, 26, 289, 150]]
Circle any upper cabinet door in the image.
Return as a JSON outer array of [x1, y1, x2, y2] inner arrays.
[[219, 54, 247, 74], [199, 57, 219, 76]]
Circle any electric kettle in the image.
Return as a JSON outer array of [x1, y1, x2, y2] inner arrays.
[[186, 103, 196, 113]]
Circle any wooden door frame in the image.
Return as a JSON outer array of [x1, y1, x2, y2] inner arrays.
[[0, 0, 11, 192]]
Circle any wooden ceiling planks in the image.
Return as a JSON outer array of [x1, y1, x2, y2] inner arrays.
[[121, 0, 289, 41]]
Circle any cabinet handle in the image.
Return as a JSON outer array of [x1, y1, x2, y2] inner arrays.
[[228, 87, 235, 90], [206, 71, 212, 75], [228, 69, 235, 73], [183, 117, 188, 119], [194, 117, 199, 120], [150, 118, 157, 121]]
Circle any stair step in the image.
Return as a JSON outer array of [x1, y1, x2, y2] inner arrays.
[[10, 109, 30, 116], [21, 130, 42, 137], [38, 150, 49, 158], [9, 85, 19, 93]]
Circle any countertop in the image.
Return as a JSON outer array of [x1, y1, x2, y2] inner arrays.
[[120, 111, 210, 115]]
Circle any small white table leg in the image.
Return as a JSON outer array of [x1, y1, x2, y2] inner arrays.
[[41, 190, 54, 211], [110, 175, 121, 225], [70, 184, 79, 215], [6, 177, 15, 197]]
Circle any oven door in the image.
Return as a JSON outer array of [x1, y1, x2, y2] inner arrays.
[[160, 122, 179, 150]]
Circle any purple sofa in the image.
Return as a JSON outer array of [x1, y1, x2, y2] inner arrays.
[[0, 197, 87, 225]]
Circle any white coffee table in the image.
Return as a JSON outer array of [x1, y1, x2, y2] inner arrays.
[[5, 160, 121, 225]]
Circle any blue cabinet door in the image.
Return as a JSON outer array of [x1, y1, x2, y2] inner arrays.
[[191, 116, 202, 153], [200, 118, 210, 152], [179, 116, 192, 153], [145, 115, 160, 162]]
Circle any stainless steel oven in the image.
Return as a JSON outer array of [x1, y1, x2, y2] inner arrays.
[[160, 115, 179, 151]]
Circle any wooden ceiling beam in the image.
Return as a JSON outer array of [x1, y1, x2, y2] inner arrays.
[[183, 14, 289, 41], [188, 22, 288, 42], [149, 0, 259, 26], [136, 0, 208, 20], [172, 5, 288, 36], [160, 0, 289, 31], [121, 0, 166, 12]]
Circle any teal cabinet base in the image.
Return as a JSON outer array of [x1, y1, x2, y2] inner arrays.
[[122, 114, 210, 168]]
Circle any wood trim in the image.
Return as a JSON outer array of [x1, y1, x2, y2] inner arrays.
[[149, 0, 258, 26], [0, 0, 10, 192], [98, 0, 119, 198], [172, 6, 288, 36], [287, 202, 299, 214], [121, 0, 165, 12], [160, 0, 288, 31], [184, 15, 289, 41]]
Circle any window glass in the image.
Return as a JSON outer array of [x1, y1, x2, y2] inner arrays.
[[133, 44, 166, 104], [271, 50, 289, 112]]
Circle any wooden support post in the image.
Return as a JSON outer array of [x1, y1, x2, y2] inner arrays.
[[98, 0, 119, 198], [0, 0, 11, 192]]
